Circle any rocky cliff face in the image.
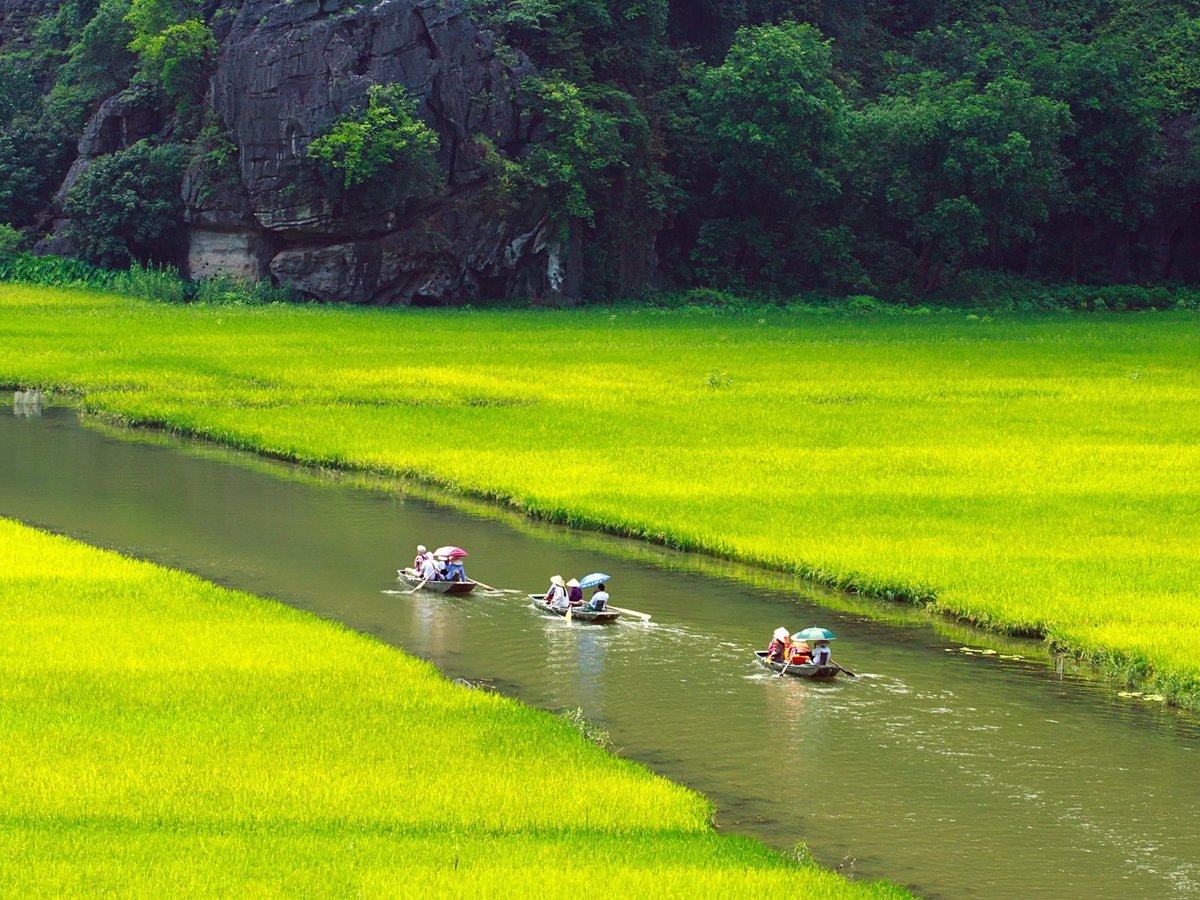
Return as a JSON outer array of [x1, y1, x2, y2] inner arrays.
[[197, 0, 570, 303], [41, 0, 580, 304], [0, 0, 56, 49]]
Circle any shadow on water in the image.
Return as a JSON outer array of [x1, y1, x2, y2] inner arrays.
[[3, 404, 1199, 899]]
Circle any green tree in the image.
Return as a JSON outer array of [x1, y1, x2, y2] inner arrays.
[[126, 0, 213, 118], [689, 21, 848, 289], [64, 139, 187, 266], [1032, 39, 1163, 278], [522, 77, 632, 232], [0, 126, 76, 226], [0, 62, 39, 129], [0, 222, 23, 254], [849, 75, 1068, 293], [306, 84, 442, 195], [61, 0, 136, 103]]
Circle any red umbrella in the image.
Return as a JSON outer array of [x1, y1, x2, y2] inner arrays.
[[433, 546, 468, 558]]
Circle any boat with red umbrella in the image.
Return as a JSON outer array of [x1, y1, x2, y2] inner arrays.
[[396, 545, 476, 593]]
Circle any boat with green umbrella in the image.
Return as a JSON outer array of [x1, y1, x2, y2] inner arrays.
[[755, 626, 856, 678], [754, 650, 841, 679]]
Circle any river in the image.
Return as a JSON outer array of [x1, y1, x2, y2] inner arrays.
[[3, 404, 1198, 898]]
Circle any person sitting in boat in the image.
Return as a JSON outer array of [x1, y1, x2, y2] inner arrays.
[[588, 583, 609, 611], [812, 640, 832, 666], [567, 578, 584, 606], [765, 627, 793, 663], [789, 638, 813, 665], [418, 553, 443, 582], [444, 556, 467, 582], [413, 544, 429, 571], [543, 575, 569, 610]]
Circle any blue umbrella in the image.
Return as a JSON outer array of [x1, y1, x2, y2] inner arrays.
[[579, 572, 610, 589], [792, 627, 836, 641]]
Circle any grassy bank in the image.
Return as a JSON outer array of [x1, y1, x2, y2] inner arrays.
[[0, 517, 900, 897], [2, 285, 1199, 705]]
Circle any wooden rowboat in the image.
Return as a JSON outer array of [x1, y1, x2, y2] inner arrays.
[[397, 568, 478, 595], [527, 595, 622, 624], [754, 650, 840, 679]]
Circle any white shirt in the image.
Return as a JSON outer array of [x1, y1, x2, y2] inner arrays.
[[590, 590, 609, 609], [420, 556, 440, 580], [812, 645, 831, 665]]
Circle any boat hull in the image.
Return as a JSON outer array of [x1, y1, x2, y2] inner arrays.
[[527, 595, 621, 624], [754, 650, 840, 679], [397, 569, 477, 595]]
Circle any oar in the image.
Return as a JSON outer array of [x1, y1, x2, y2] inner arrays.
[[776, 655, 794, 678], [405, 578, 430, 595], [607, 604, 651, 621], [565, 604, 573, 624], [834, 662, 858, 678], [472, 579, 516, 594]]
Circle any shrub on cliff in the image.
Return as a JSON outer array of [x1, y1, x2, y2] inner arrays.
[[64, 139, 187, 267], [306, 84, 442, 196]]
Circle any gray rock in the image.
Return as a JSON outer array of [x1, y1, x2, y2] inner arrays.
[[0, 0, 57, 49], [34, 0, 575, 302], [187, 230, 273, 280], [199, 0, 567, 302]]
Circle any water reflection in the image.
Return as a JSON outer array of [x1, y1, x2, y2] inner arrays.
[[12, 389, 42, 416]]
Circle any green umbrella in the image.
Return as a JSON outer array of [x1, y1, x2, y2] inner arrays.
[[792, 627, 836, 641]]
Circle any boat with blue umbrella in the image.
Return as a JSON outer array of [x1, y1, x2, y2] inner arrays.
[[527, 594, 622, 624], [578, 572, 653, 621]]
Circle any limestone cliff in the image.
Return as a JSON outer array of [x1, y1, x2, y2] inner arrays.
[[35, 0, 582, 304]]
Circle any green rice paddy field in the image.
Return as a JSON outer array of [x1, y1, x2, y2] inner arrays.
[[0, 517, 902, 897], [2, 286, 1199, 705]]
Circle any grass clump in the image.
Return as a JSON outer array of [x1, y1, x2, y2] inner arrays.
[[0, 517, 902, 897], [0, 253, 295, 305], [1, 285, 1199, 706]]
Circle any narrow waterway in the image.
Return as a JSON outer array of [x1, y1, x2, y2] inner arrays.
[[3, 405, 1198, 898]]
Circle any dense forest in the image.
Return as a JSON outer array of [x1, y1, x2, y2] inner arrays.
[[0, 0, 1197, 302]]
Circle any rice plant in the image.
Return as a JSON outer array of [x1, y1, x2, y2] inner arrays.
[[1, 284, 1198, 706], [0, 517, 904, 897]]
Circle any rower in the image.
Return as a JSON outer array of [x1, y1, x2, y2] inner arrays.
[[544, 575, 568, 610], [765, 627, 792, 663]]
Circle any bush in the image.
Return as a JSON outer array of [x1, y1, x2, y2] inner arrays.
[[0, 125, 76, 226], [193, 275, 296, 305], [307, 84, 441, 194], [0, 252, 113, 286], [64, 139, 187, 266], [0, 223, 24, 254], [0, 252, 295, 306]]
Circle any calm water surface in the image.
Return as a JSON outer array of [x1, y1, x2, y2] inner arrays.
[[3, 406, 1198, 898]]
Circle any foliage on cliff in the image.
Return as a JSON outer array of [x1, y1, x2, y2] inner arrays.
[[306, 84, 441, 194], [0, 0, 1198, 297]]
